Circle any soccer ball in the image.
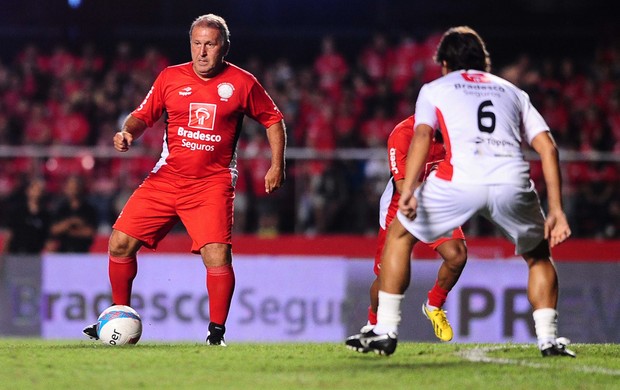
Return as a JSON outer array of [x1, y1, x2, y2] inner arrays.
[[97, 305, 142, 346]]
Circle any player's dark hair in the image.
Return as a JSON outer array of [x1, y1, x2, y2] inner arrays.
[[435, 26, 491, 72], [189, 14, 231, 54]]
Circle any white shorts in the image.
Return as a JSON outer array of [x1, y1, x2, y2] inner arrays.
[[397, 173, 546, 255]]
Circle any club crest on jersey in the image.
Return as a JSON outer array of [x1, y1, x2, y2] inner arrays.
[[217, 83, 234, 100], [179, 87, 192, 96], [461, 73, 489, 83], [188, 103, 216, 130]]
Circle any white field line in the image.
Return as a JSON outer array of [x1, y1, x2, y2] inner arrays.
[[458, 345, 620, 376]]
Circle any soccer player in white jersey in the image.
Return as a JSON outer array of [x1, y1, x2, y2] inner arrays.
[[345, 26, 575, 357]]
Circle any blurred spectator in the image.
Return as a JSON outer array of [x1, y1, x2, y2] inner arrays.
[[23, 103, 52, 145], [304, 101, 336, 151], [51, 101, 91, 145], [134, 46, 169, 80], [417, 31, 444, 83], [311, 160, 350, 233], [47, 44, 77, 79], [76, 42, 105, 78], [46, 175, 98, 253], [111, 41, 135, 79], [394, 81, 420, 121], [358, 32, 392, 83], [579, 106, 613, 152], [2, 176, 50, 254], [606, 192, 620, 238], [389, 34, 422, 94], [314, 35, 349, 103], [608, 94, 620, 152], [558, 58, 587, 104], [538, 58, 563, 96], [359, 106, 396, 147], [364, 80, 396, 118], [242, 130, 282, 236], [539, 92, 571, 148], [333, 97, 361, 147]]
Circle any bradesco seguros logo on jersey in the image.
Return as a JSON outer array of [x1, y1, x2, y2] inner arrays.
[[461, 73, 490, 83], [188, 103, 217, 130]]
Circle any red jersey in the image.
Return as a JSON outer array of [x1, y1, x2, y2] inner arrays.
[[373, 115, 463, 274], [132, 61, 284, 179], [380, 115, 445, 229]]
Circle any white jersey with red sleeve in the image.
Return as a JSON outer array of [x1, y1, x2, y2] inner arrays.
[[132, 61, 283, 180], [414, 70, 549, 185]]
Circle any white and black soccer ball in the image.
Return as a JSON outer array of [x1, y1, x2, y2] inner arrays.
[[97, 305, 142, 346]]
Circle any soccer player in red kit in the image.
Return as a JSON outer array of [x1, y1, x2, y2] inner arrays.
[[83, 14, 286, 346], [356, 115, 467, 342]]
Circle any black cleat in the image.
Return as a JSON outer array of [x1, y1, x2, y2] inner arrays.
[[82, 323, 99, 340], [345, 330, 397, 356], [206, 322, 227, 346], [540, 337, 576, 358]]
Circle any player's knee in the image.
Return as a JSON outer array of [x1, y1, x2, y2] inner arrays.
[[108, 230, 141, 257], [441, 240, 468, 270], [201, 243, 232, 267]]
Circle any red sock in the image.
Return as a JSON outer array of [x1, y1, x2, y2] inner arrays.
[[108, 255, 137, 306], [367, 305, 377, 325], [427, 280, 449, 308], [206, 264, 235, 325]]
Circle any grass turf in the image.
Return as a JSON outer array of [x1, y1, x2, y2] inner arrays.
[[1, 340, 619, 389]]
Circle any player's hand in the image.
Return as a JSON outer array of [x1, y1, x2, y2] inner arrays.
[[264, 166, 285, 194], [113, 131, 133, 152], [544, 209, 571, 247], [398, 188, 418, 220]]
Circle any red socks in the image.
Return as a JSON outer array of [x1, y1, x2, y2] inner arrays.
[[108, 256, 235, 326], [108, 255, 137, 306], [427, 280, 450, 308], [206, 264, 236, 325], [367, 305, 378, 325]]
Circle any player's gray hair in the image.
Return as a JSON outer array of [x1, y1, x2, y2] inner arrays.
[[189, 14, 231, 52]]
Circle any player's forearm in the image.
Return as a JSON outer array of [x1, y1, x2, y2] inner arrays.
[[540, 149, 564, 213], [266, 120, 287, 169], [532, 132, 564, 213], [403, 125, 432, 192], [122, 115, 148, 140]]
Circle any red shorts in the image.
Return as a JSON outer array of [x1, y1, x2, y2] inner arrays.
[[113, 171, 234, 253], [373, 226, 466, 276]]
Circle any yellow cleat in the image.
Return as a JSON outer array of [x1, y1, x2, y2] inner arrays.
[[422, 304, 453, 341]]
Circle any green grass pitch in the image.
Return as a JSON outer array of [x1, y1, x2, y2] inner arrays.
[[2, 340, 619, 389]]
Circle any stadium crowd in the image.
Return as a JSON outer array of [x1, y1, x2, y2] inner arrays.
[[0, 31, 619, 252]]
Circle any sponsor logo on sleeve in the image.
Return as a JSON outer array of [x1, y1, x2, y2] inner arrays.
[[389, 147, 399, 175]]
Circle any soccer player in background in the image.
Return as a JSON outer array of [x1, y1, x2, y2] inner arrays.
[[83, 14, 287, 346], [346, 26, 575, 357], [354, 115, 467, 342]]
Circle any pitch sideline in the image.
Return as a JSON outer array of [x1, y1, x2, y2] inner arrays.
[[458, 345, 620, 376]]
